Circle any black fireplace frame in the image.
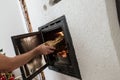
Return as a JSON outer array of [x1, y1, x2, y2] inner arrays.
[[11, 15, 82, 80], [116, 0, 120, 24]]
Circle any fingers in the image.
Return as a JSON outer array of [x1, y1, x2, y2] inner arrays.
[[45, 46, 56, 55], [46, 49, 54, 55], [48, 46, 56, 50], [38, 44, 55, 55], [35, 43, 56, 55]]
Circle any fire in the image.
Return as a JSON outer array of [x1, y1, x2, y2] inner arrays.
[[43, 31, 64, 47], [56, 31, 64, 37], [57, 50, 67, 58]]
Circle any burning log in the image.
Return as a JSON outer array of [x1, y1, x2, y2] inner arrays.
[[43, 32, 64, 47]]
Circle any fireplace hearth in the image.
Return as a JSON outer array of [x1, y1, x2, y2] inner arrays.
[[11, 15, 82, 80]]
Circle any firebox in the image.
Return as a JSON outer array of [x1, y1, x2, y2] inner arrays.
[[11, 15, 82, 80]]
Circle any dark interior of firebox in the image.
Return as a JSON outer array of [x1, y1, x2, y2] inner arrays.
[[42, 27, 71, 66]]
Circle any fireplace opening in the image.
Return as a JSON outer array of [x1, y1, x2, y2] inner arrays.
[[39, 16, 82, 79], [41, 27, 71, 66]]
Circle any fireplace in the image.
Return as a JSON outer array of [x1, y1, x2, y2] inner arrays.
[[11, 15, 82, 80]]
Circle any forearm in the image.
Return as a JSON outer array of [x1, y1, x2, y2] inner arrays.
[[0, 44, 55, 72], [10, 49, 37, 71], [0, 49, 38, 72]]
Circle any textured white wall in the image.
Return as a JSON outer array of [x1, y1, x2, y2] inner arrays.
[[12, 0, 120, 80], [0, 0, 27, 56], [0, 0, 27, 78], [105, 0, 120, 67]]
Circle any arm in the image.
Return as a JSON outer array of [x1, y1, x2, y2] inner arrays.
[[0, 44, 55, 72]]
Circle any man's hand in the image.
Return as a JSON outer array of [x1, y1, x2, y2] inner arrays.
[[35, 44, 55, 55]]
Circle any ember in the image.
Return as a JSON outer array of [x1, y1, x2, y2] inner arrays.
[[57, 50, 67, 58]]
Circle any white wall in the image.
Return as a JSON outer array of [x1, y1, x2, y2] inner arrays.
[[0, 0, 27, 77], [105, 0, 120, 67], [25, 0, 120, 80]]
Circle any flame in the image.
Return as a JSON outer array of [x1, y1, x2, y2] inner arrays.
[[56, 31, 64, 36], [58, 50, 67, 58], [44, 31, 64, 46]]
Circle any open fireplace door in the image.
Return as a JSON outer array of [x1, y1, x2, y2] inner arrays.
[[11, 16, 82, 80]]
